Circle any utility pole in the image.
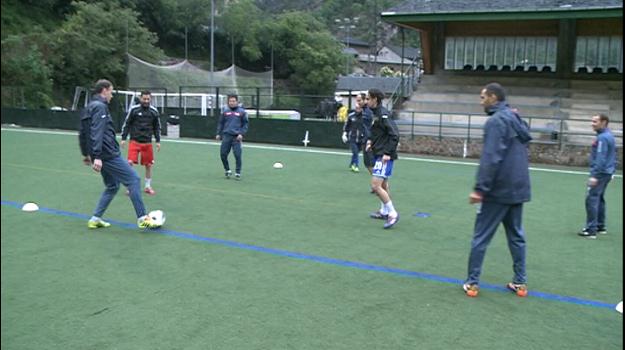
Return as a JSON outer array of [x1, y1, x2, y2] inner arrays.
[[336, 17, 358, 75], [210, 0, 215, 84]]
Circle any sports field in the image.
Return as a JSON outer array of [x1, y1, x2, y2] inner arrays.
[[1, 127, 622, 349]]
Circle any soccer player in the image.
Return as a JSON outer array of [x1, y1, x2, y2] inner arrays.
[[216, 94, 249, 180], [342, 95, 368, 172], [79, 79, 158, 229], [463, 83, 531, 297], [578, 113, 616, 239], [121, 90, 161, 195], [365, 88, 400, 229]]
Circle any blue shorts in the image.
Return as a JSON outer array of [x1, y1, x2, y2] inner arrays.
[[372, 156, 394, 179]]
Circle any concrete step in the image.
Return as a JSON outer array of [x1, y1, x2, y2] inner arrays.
[[408, 92, 558, 107]]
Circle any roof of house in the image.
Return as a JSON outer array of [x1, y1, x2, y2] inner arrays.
[[336, 76, 402, 94], [338, 37, 370, 47], [342, 47, 360, 56], [387, 45, 421, 60], [385, 0, 622, 14], [382, 0, 623, 21]]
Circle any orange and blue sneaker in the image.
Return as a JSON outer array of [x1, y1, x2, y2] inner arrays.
[[87, 218, 111, 229], [506, 282, 528, 297], [463, 283, 479, 297]]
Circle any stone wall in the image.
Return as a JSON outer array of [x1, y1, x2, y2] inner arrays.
[[398, 135, 623, 169]]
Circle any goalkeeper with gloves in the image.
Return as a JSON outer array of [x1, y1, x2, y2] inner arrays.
[[341, 95, 370, 173]]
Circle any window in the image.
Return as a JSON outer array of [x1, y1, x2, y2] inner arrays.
[[576, 36, 622, 73], [445, 36, 558, 72]]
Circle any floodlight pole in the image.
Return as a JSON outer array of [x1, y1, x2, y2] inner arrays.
[[336, 17, 358, 76], [210, 0, 215, 84]]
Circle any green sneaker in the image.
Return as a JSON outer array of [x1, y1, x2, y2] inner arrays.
[[137, 215, 159, 229], [87, 218, 111, 229]]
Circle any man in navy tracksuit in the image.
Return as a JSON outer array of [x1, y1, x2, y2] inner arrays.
[[216, 94, 249, 180], [578, 113, 616, 239], [463, 83, 532, 298], [79, 79, 157, 229]]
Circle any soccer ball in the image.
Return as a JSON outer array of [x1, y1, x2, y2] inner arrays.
[[149, 210, 166, 227], [273, 162, 284, 169]]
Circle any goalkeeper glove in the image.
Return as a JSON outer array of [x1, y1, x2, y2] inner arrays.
[[341, 132, 348, 143]]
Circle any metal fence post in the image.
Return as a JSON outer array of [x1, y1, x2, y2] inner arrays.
[[467, 114, 471, 142], [411, 112, 415, 140], [256, 87, 260, 118], [212, 87, 218, 118], [438, 113, 443, 141], [559, 117, 564, 148]]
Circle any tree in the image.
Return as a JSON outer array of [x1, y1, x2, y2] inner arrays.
[[1, 33, 54, 108], [50, 1, 163, 89], [220, 0, 263, 63], [268, 12, 343, 94]]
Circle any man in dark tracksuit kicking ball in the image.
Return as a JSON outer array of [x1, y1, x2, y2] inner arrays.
[[216, 94, 249, 180], [79, 79, 159, 229], [463, 82, 532, 298]]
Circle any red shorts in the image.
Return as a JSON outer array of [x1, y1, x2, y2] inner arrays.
[[127, 140, 154, 166]]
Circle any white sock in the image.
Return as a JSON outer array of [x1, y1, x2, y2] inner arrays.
[[380, 202, 388, 215], [385, 201, 397, 216], [145, 178, 152, 188]]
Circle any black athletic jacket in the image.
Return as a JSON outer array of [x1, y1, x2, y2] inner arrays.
[[121, 104, 161, 143], [368, 105, 399, 160]]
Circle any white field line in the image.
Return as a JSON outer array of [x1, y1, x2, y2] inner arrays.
[[2, 127, 621, 178]]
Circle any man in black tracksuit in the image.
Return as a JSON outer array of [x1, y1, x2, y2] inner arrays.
[[216, 94, 249, 180], [342, 104, 368, 172], [366, 88, 400, 229], [121, 91, 161, 195]]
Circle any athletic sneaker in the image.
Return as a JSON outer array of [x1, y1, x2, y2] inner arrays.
[[597, 227, 608, 235], [235, 173, 241, 180], [87, 218, 111, 229], [383, 213, 399, 229], [463, 283, 479, 297], [350, 165, 359, 173], [225, 170, 232, 179], [506, 282, 528, 297], [578, 228, 597, 239], [144, 187, 156, 195], [369, 211, 388, 220], [137, 215, 159, 229]]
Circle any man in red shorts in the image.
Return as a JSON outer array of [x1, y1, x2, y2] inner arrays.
[[121, 90, 161, 195]]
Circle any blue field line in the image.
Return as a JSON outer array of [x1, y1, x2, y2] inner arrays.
[[1, 199, 618, 311]]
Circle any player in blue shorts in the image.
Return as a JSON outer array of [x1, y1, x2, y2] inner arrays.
[[365, 88, 400, 229]]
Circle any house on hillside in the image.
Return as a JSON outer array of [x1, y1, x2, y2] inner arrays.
[[338, 37, 422, 76]]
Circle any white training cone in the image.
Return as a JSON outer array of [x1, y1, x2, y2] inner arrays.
[[22, 202, 39, 212], [273, 162, 284, 169], [616, 301, 623, 314]]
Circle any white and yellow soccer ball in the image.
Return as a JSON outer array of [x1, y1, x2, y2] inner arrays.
[[148, 210, 166, 227]]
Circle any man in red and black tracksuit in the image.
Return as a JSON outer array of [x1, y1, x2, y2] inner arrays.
[[121, 90, 162, 195]]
